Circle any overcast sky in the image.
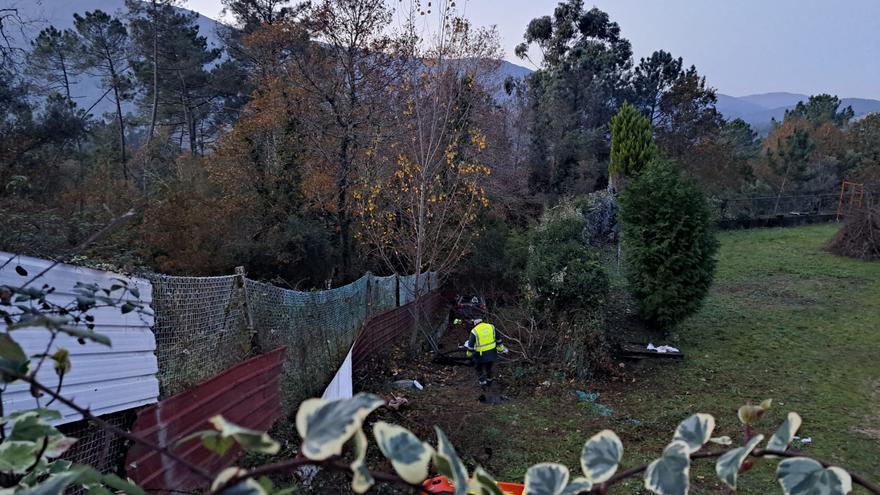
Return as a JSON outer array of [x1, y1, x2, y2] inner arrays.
[[184, 0, 880, 98]]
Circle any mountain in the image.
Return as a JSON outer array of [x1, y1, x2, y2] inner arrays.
[[715, 92, 880, 134], [9, 0, 226, 117]]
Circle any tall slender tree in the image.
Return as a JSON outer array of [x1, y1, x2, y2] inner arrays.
[[73, 11, 131, 176], [27, 27, 81, 102]]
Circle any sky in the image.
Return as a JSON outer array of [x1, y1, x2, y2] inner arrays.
[[185, 0, 880, 98]]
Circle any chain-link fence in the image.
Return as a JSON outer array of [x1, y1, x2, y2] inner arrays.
[[148, 274, 253, 397], [149, 270, 438, 412]]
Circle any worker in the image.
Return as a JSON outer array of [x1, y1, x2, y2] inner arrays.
[[464, 318, 507, 386]]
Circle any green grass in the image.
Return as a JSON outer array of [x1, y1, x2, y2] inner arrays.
[[485, 224, 880, 493]]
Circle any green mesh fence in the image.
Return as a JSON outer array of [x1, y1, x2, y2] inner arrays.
[[246, 276, 370, 414], [399, 272, 436, 305], [368, 274, 398, 315], [148, 274, 253, 397]]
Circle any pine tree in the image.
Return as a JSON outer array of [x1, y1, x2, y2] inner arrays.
[[608, 102, 656, 190], [73, 10, 131, 176], [27, 26, 81, 102]]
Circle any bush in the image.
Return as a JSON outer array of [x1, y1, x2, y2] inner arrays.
[[829, 207, 880, 261], [525, 202, 609, 311], [458, 216, 528, 295], [619, 159, 718, 329]]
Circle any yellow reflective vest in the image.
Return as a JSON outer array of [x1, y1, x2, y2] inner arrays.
[[467, 323, 504, 357]]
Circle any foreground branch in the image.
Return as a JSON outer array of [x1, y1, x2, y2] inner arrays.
[[7, 369, 213, 482]]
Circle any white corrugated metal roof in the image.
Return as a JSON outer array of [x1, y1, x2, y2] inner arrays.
[[1, 252, 159, 424]]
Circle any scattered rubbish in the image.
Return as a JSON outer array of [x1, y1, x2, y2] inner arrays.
[[575, 390, 614, 417], [576, 390, 599, 403], [793, 436, 813, 446], [383, 394, 409, 410], [647, 343, 681, 354], [392, 379, 424, 391]]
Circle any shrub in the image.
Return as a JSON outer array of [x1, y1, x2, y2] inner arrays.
[[525, 203, 608, 311], [619, 159, 718, 329], [458, 216, 528, 295], [829, 207, 880, 261]]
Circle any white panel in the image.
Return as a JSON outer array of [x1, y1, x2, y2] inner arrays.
[[322, 347, 353, 401], [1, 252, 160, 424]]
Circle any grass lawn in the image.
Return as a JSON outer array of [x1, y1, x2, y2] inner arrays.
[[415, 224, 880, 494]]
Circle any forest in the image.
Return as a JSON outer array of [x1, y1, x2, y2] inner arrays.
[[1, 0, 878, 290]]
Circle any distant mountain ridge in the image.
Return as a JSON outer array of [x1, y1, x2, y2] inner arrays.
[[715, 92, 880, 134]]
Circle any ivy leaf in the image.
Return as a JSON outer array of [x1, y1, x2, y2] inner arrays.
[[373, 421, 433, 484], [777, 458, 852, 495], [211, 467, 267, 495], [672, 414, 715, 454], [471, 466, 504, 495], [101, 474, 147, 495], [524, 463, 570, 495], [0, 333, 29, 383], [42, 434, 78, 458], [295, 393, 383, 461], [644, 441, 690, 495], [15, 266, 28, 277], [209, 416, 280, 455], [0, 441, 40, 474], [561, 477, 593, 495], [766, 413, 802, 455], [580, 429, 622, 483], [715, 434, 764, 489], [129, 287, 140, 299], [433, 427, 468, 495], [350, 429, 374, 494], [17, 468, 90, 495]]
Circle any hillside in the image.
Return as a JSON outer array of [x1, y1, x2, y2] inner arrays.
[[716, 92, 880, 133]]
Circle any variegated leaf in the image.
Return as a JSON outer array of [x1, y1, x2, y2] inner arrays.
[[737, 405, 764, 425], [777, 458, 852, 495], [766, 413, 802, 454], [0, 441, 39, 474], [209, 416, 280, 455], [561, 477, 593, 495], [433, 427, 469, 495], [210, 467, 267, 495], [644, 441, 690, 495], [471, 466, 504, 495], [580, 430, 623, 483], [295, 393, 384, 460], [715, 434, 764, 489], [350, 429, 374, 494], [373, 421, 433, 485], [672, 414, 715, 454], [524, 463, 569, 495]]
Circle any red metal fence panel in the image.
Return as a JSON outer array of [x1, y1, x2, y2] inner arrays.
[[125, 347, 286, 491], [352, 292, 445, 368]]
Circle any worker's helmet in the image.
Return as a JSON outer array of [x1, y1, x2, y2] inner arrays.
[[471, 296, 479, 304], [472, 318, 483, 325]]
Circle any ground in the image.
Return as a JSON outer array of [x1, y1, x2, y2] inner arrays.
[[357, 224, 880, 494]]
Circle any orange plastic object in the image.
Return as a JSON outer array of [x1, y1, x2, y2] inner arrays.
[[422, 476, 525, 495]]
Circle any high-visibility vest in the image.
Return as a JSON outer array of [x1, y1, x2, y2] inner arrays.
[[471, 323, 497, 354]]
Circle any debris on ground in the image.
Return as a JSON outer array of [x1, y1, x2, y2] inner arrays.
[[647, 343, 680, 353], [575, 390, 614, 417], [383, 393, 409, 410], [392, 379, 424, 390]]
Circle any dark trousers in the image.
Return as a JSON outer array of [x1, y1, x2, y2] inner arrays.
[[475, 360, 494, 381]]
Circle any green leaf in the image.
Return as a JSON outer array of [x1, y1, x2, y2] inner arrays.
[[644, 441, 690, 495], [56, 327, 111, 346], [211, 467, 267, 495], [350, 429, 374, 494], [433, 427, 469, 495], [672, 414, 715, 454], [767, 413, 802, 454], [17, 469, 87, 495], [42, 434, 78, 458], [373, 421, 433, 484], [295, 393, 384, 461], [0, 333, 29, 382], [129, 287, 140, 299], [760, 399, 773, 410], [51, 348, 71, 377], [471, 466, 504, 495], [0, 441, 40, 474], [121, 303, 135, 314], [85, 484, 113, 495], [777, 458, 852, 495], [209, 416, 280, 455], [561, 477, 593, 495], [715, 434, 764, 489], [9, 412, 61, 442], [524, 463, 570, 495], [101, 474, 146, 495], [203, 435, 236, 456], [737, 405, 765, 425], [580, 429, 622, 484]]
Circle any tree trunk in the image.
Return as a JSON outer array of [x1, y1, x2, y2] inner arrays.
[[337, 136, 352, 280], [113, 84, 128, 179]]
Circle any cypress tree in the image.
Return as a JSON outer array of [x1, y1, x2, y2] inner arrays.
[[608, 102, 656, 190]]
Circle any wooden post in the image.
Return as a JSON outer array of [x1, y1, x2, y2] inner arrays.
[[234, 266, 257, 352]]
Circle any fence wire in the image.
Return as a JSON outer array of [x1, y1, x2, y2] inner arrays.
[[246, 276, 369, 414], [369, 274, 398, 316], [148, 274, 253, 397], [399, 272, 435, 305]]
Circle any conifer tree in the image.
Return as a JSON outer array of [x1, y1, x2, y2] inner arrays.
[[608, 102, 656, 190]]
